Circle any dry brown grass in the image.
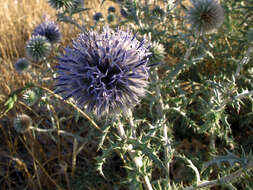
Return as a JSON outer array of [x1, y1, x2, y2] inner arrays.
[[0, 0, 119, 98], [0, 0, 55, 97], [0, 0, 56, 59]]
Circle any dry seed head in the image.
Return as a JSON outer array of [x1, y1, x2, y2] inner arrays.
[[187, 0, 224, 34], [13, 114, 32, 133]]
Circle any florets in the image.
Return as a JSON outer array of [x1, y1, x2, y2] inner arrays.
[[33, 21, 61, 44], [25, 35, 52, 62], [55, 27, 151, 117], [48, 0, 74, 10], [15, 58, 30, 72], [108, 6, 116, 14]]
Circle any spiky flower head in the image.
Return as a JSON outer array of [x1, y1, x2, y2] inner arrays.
[[25, 35, 52, 62], [33, 21, 61, 44], [152, 6, 165, 18], [48, 0, 80, 10], [22, 88, 42, 106], [93, 12, 103, 22], [108, 6, 116, 14], [120, 0, 137, 20], [107, 14, 116, 23], [13, 114, 32, 133], [187, 0, 224, 34], [247, 29, 253, 45], [55, 27, 151, 117], [14, 58, 30, 72], [150, 41, 165, 64]]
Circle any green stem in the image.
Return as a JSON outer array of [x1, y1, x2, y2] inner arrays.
[[154, 68, 171, 180], [117, 119, 153, 190]]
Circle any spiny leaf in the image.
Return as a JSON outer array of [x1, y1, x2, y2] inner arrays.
[[0, 83, 35, 118], [97, 125, 111, 151], [203, 151, 244, 170], [95, 143, 120, 178], [129, 139, 167, 173]]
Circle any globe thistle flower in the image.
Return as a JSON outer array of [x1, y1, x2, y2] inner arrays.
[[55, 27, 151, 117], [48, 0, 74, 10], [152, 6, 165, 18], [13, 114, 32, 133], [22, 88, 41, 106], [93, 12, 103, 22], [186, 0, 224, 34], [150, 41, 165, 64], [107, 14, 116, 23], [120, 0, 137, 20], [69, 0, 84, 12], [33, 21, 61, 44], [25, 35, 52, 62], [14, 58, 30, 72], [247, 29, 253, 45], [108, 6, 116, 14]]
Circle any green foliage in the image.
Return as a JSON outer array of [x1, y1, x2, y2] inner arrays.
[[2, 0, 253, 189]]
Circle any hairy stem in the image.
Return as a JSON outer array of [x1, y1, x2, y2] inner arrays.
[[117, 121, 153, 190], [154, 68, 171, 180], [235, 46, 253, 78], [29, 126, 97, 144]]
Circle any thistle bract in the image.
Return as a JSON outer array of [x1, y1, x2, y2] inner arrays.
[[93, 12, 103, 22], [108, 6, 116, 13], [14, 58, 30, 72], [13, 114, 32, 133], [120, 0, 137, 20], [152, 6, 165, 18], [25, 35, 52, 62], [187, 0, 224, 34], [48, 0, 75, 10], [150, 41, 165, 64], [23, 88, 41, 106], [107, 14, 115, 23], [33, 21, 61, 44], [55, 27, 151, 117]]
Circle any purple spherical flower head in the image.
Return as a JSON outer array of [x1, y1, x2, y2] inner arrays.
[[33, 21, 61, 44], [55, 27, 151, 117], [93, 12, 103, 22]]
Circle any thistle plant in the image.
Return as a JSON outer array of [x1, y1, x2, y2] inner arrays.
[[93, 12, 103, 22], [13, 114, 32, 133], [149, 41, 165, 64], [152, 5, 165, 18], [48, 0, 77, 10], [2, 0, 253, 189], [32, 20, 61, 44], [14, 58, 30, 72], [119, 0, 138, 23], [25, 35, 52, 62], [55, 26, 151, 117], [107, 14, 115, 23], [186, 0, 224, 34], [22, 88, 41, 106], [108, 6, 116, 14]]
